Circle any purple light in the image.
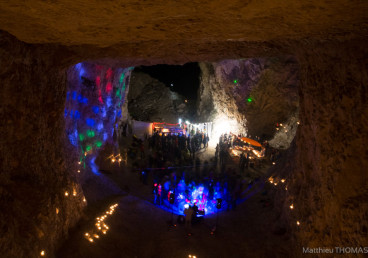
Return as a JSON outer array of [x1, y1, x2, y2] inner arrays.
[[97, 122, 103, 131]]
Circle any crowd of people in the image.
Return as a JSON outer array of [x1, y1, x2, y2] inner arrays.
[[121, 129, 281, 233]]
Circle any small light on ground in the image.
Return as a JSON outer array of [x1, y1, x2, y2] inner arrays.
[[64, 191, 69, 197], [297, 221, 300, 226], [290, 204, 294, 209], [40, 250, 45, 256]]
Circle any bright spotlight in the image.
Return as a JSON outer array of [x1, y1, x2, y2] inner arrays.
[[178, 118, 182, 124], [185, 120, 190, 124]]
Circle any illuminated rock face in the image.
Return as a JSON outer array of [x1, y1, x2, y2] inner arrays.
[[197, 58, 299, 144], [65, 62, 132, 175], [198, 62, 247, 144]]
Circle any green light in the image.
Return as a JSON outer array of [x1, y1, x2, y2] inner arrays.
[[95, 141, 102, 148], [116, 88, 121, 98], [79, 134, 85, 141], [247, 98, 252, 102], [122, 82, 126, 91], [86, 130, 95, 138], [119, 74, 125, 83], [233, 79, 238, 84], [86, 145, 92, 152]]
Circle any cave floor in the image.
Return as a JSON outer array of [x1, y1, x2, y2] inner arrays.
[[57, 147, 291, 258]]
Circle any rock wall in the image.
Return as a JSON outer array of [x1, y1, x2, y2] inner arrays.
[[0, 33, 85, 257], [269, 39, 368, 254], [269, 110, 299, 149], [293, 39, 368, 250], [197, 58, 299, 143], [65, 62, 132, 175], [128, 71, 188, 123], [198, 62, 247, 144]]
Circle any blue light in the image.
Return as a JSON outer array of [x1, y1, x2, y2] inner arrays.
[[152, 181, 230, 216], [86, 118, 95, 127], [75, 63, 85, 78], [103, 133, 108, 141], [92, 106, 99, 114], [101, 107, 107, 118], [89, 156, 100, 175], [106, 97, 112, 108], [117, 110, 122, 118], [74, 110, 81, 119], [72, 91, 77, 100], [83, 97, 88, 104], [79, 68, 85, 78], [77, 94, 83, 103], [64, 109, 68, 118], [97, 122, 103, 131], [68, 129, 78, 146], [112, 110, 116, 122]]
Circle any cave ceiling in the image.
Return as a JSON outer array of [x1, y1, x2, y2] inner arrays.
[[0, 0, 367, 64]]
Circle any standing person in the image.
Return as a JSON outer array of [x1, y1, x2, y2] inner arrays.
[[140, 141, 145, 159], [158, 183, 162, 205], [153, 183, 159, 204], [184, 204, 194, 234]]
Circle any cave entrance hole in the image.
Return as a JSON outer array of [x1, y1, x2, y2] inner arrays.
[[63, 57, 299, 215]]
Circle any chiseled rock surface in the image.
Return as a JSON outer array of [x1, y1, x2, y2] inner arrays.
[[269, 40, 368, 254], [291, 41, 368, 250], [0, 1, 366, 47], [0, 33, 85, 257]]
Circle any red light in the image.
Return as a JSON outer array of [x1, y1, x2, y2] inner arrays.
[[106, 82, 112, 93], [106, 68, 113, 79]]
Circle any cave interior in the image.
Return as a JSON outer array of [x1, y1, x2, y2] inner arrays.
[[1, 1, 368, 257]]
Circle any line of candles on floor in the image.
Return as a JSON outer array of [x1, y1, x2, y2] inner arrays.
[[84, 203, 119, 243], [268, 176, 300, 227]]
